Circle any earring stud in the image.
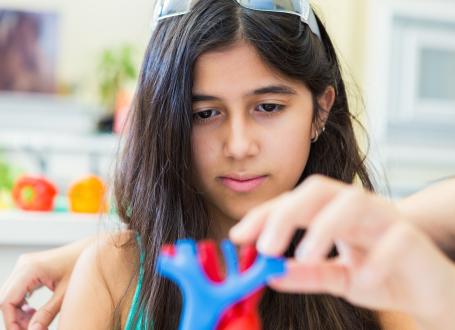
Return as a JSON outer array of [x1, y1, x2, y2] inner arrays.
[[311, 126, 326, 143]]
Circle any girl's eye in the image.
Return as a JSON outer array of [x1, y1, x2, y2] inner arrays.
[[192, 109, 220, 123], [256, 103, 285, 113], [192, 104, 284, 123]]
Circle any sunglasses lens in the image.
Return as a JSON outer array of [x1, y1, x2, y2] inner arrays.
[[236, 0, 304, 12]]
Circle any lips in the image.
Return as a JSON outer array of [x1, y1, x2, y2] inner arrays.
[[219, 175, 268, 193]]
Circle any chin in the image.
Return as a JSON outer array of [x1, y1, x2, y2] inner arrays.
[[222, 201, 260, 222], [209, 189, 279, 222]]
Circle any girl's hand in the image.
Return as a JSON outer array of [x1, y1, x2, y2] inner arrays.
[[229, 175, 455, 330], [0, 236, 94, 330]]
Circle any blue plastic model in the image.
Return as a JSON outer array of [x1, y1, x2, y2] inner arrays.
[[156, 239, 286, 330]]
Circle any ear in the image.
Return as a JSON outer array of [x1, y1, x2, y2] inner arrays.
[[312, 86, 336, 136]]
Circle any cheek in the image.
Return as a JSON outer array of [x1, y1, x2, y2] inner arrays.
[[269, 119, 312, 185], [191, 130, 218, 181]]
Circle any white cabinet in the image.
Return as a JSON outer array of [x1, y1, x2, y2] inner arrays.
[[0, 211, 120, 246], [365, 0, 455, 197]]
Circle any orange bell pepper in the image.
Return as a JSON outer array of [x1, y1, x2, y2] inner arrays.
[[68, 175, 108, 213]]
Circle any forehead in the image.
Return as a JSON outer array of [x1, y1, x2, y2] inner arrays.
[[192, 40, 306, 97]]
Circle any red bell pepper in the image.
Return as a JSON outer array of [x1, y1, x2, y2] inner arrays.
[[12, 176, 57, 212]]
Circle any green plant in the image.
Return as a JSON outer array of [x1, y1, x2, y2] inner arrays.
[[0, 159, 19, 191], [97, 44, 138, 112], [0, 157, 22, 209]]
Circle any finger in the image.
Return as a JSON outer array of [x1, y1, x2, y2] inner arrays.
[[1, 270, 44, 308], [254, 176, 346, 256], [0, 272, 12, 301], [28, 287, 64, 330], [295, 188, 377, 262], [2, 301, 35, 330], [268, 259, 349, 297], [229, 196, 282, 244], [2, 303, 21, 330], [1, 275, 43, 329], [16, 303, 36, 330], [0, 265, 21, 304], [0, 255, 37, 305], [230, 176, 344, 247], [256, 196, 305, 256], [332, 239, 367, 269]]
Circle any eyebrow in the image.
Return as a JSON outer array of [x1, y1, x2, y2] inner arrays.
[[192, 84, 298, 102]]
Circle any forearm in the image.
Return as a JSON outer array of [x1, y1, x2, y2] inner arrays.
[[397, 179, 455, 260], [55, 235, 98, 267], [44, 232, 123, 277]]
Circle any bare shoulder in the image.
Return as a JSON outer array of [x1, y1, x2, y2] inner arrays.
[[92, 230, 141, 327], [58, 230, 140, 330], [377, 310, 419, 330]]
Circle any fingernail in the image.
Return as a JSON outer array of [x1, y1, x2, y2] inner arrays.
[[295, 245, 309, 261], [295, 239, 314, 261], [257, 231, 274, 255], [229, 225, 243, 239]]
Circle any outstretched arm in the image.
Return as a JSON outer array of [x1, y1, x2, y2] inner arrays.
[[398, 178, 455, 260]]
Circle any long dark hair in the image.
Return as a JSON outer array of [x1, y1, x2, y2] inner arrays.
[[114, 0, 379, 329]]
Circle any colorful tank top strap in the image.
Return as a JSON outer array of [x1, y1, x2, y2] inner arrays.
[[125, 233, 146, 329]]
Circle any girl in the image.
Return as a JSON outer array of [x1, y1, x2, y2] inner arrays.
[[58, 0, 391, 328], [65, 0, 384, 328], [2, 0, 455, 329]]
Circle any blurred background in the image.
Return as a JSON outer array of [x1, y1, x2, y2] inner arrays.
[[0, 0, 454, 328]]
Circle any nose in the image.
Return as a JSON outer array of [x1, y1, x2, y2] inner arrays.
[[223, 115, 259, 160]]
